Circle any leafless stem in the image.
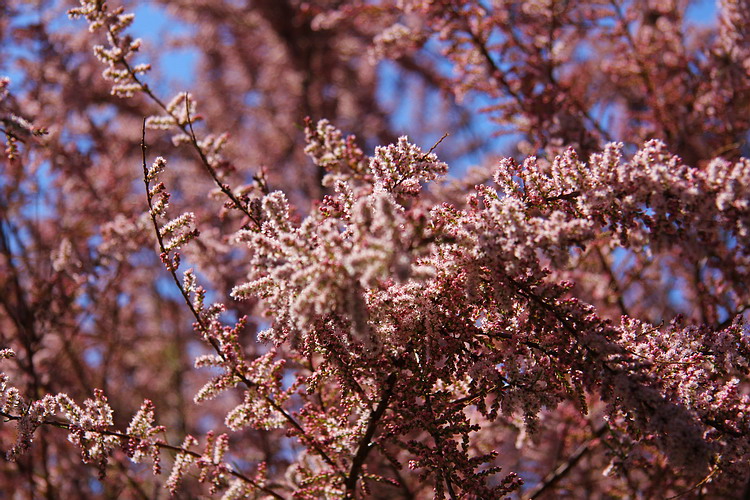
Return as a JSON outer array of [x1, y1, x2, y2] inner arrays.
[[594, 245, 630, 317], [524, 425, 607, 499]]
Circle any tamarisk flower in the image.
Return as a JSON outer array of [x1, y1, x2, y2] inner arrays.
[[68, 0, 147, 98], [5, 0, 750, 496], [124, 400, 166, 475], [233, 122, 446, 352], [0, 77, 47, 160]]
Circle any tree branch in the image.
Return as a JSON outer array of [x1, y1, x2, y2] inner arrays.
[[0, 409, 285, 500], [345, 372, 397, 498], [524, 425, 607, 499]]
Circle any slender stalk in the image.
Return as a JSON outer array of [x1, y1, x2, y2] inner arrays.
[[524, 425, 607, 499], [141, 121, 341, 473], [108, 24, 260, 228], [0, 409, 285, 500]]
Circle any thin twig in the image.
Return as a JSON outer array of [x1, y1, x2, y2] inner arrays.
[[0, 409, 284, 500], [141, 121, 341, 473], [183, 95, 262, 228], [524, 425, 607, 499], [665, 463, 720, 500], [109, 24, 260, 227], [465, 26, 612, 144], [594, 245, 629, 317], [421, 132, 450, 160]]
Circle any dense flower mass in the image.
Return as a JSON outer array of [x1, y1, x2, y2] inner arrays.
[[1, 0, 750, 498]]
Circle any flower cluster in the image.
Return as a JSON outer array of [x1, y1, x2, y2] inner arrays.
[[0, 77, 47, 160], [228, 122, 750, 496], [68, 0, 148, 97], [124, 400, 165, 474], [232, 123, 447, 353]]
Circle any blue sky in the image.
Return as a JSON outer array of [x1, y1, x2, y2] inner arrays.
[[2, 0, 722, 175]]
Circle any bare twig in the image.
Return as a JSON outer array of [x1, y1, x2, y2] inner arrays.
[[524, 425, 607, 499], [594, 245, 630, 317], [422, 132, 450, 159], [183, 95, 262, 228], [665, 463, 720, 500]]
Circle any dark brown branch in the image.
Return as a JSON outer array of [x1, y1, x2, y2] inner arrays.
[[524, 425, 607, 499], [345, 373, 397, 498]]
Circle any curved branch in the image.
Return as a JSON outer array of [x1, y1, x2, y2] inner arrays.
[[140, 122, 341, 473]]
